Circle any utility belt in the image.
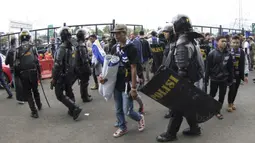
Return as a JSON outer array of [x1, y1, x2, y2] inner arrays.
[[20, 69, 37, 74]]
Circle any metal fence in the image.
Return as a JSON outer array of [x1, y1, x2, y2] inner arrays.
[[193, 25, 251, 36], [0, 19, 252, 53], [0, 19, 143, 52]]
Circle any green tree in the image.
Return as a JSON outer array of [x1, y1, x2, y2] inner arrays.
[[103, 25, 111, 34], [74, 26, 80, 34], [97, 29, 104, 36], [87, 27, 95, 34], [0, 36, 8, 48]]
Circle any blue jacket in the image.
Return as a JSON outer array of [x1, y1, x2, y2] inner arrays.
[[129, 37, 143, 63]]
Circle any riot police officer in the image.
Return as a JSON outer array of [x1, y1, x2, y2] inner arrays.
[[51, 27, 82, 120], [15, 30, 42, 118], [148, 31, 165, 74], [156, 15, 204, 142], [75, 29, 93, 102], [162, 23, 175, 65], [161, 24, 176, 119]]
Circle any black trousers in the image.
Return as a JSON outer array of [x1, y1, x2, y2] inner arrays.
[[166, 110, 198, 136], [79, 74, 90, 100], [228, 78, 241, 104], [20, 70, 41, 112], [55, 81, 77, 111], [210, 81, 227, 112]]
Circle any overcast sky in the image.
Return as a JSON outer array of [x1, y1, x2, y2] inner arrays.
[[1, 0, 254, 33]]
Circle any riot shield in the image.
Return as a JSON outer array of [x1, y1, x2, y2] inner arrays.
[[140, 67, 221, 123], [15, 76, 27, 102]]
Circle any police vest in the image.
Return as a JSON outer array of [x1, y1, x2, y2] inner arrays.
[[16, 43, 37, 71], [150, 38, 164, 53], [75, 43, 91, 74]]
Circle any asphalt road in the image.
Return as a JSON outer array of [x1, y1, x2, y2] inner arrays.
[[0, 72, 255, 143]]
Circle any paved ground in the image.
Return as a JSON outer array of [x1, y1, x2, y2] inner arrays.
[[0, 72, 255, 143]]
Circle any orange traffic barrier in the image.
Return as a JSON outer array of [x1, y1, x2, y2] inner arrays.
[[39, 59, 54, 79]]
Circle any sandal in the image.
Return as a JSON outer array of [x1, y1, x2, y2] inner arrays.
[[232, 104, 236, 110], [216, 114, 223, 120]]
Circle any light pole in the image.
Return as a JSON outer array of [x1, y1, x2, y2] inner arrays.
[[238, 0, 243, 29]]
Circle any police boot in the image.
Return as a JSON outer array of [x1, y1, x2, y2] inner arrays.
[[156, 114, 183, 142], [72, 106, 82, 121], [31, 110, 39, 118], [81, 82, 93, 102], [183, 118, 201, 136], [164, 110, 172, 119], [61, 96, 82, 120]]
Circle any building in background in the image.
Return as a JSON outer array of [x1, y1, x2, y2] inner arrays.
[[9, 20, 33, 33]]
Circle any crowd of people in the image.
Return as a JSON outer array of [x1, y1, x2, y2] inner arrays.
[[0, 14, 254, 142]]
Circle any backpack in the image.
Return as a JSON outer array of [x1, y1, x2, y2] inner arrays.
[[139, 38, 151, 59]]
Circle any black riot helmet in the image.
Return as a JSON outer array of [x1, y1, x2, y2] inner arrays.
[[59, 27, 72, 42], [76, 29, 87, 42], [19, 30, 31, 42], [171, 14, 193, 34], [10, 35, 17, 46], [163, 23, 173, 33], [163, 23, 175, 42]]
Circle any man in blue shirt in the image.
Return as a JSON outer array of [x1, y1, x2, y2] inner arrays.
[[130, 32, 143, 63]]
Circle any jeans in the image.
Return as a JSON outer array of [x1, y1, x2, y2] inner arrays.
[[114, 89, 142, 130], [12, 73, 15, 89], [0, 71, 13, 97], [142, 60, 150, 81]]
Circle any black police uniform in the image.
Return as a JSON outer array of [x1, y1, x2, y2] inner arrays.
[[149, 37, 164, 74], [52, 29, 82, 120], [15, 41, 42, 118], [75, 41, 93, 102], [157, 15, 203, 142]]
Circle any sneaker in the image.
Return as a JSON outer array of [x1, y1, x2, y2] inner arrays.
[[232, 104, 236, 110], [90, 85, 98, 90], [113, 128, 128, 138], [7, 96, 13, 99], [138, 114, 145, 132], [227, 104, 233, 112], [18, 101, 25, 104]]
